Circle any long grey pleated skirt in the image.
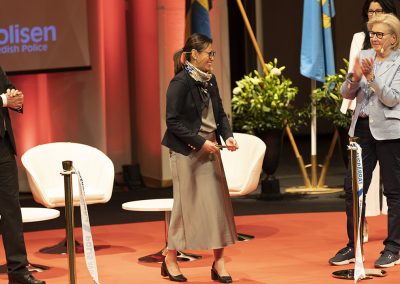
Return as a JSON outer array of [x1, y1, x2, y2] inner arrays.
[[167, 139, 237, 250]]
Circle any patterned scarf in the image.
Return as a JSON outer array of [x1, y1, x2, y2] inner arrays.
[[184, 61, 212, 110], [184, 60, 212, 82]]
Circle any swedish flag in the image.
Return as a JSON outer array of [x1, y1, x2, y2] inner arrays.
[[185, 0, 213, 39], [300, 0, 335, 82]]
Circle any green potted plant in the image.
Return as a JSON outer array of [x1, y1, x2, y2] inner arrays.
[[311, 59, 352, 166], [231, 58, 305, 133], [231, 59, 307, 199]]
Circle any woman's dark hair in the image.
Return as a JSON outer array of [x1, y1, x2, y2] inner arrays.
[[361, 0, 398, 49], [173, 33, 213, 74]]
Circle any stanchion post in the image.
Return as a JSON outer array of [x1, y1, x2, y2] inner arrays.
[[349, 137, 362, 257], [332, 137, 360, 279], [62, 160, 76, 284], [333, 137, 388, 280]]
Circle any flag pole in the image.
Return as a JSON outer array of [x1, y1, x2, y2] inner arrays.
[[311, 80, 318, 187], [317, 128, 339, 187], [235, 0, 267, 74], [236, 0, 311, 187], [287, 0, 342, 193]]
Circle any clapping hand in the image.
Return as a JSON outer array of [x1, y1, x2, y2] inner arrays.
[[360, 58, 374, 82], [352, 57, 363, 82], [6, 89, 23, 110]]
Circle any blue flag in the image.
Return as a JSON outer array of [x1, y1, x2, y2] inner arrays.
[[185, 0, 213, 39], [300, 0, 335, 82]]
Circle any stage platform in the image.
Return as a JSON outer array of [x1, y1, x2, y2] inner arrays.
[[0, 212, 395, 283], [1, 134, 387, 283]]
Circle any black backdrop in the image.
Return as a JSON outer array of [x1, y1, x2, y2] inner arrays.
[[228, 0, 400, 134]]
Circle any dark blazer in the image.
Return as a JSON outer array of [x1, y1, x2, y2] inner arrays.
[[162, 70, 233, 156], [0, 67, 22, 154]]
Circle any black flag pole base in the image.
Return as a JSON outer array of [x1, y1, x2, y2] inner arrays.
[[332, 269, 387, 280]]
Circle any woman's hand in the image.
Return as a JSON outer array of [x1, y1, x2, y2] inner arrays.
[[360, 57, 374, 81], [351, 57, 363, 82], [225, 137, 239, 152], [202, 140, 219, 153]]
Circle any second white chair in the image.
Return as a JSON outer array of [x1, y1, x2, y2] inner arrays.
[[221, 132, 266, 240]]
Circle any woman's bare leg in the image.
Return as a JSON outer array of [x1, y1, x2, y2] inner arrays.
[[213, 248, 230, 276], [165, 249, 183, 276]]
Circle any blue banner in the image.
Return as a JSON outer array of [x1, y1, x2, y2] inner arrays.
[[300, 0, 335, 82], [185, 0, 212, 39]]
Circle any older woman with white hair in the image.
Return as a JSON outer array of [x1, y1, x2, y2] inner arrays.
[[330, 13, 400, 268]]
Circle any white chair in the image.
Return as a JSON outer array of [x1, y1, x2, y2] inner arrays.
[[221, 132, 266, 240], [21, 142, 114, 253]]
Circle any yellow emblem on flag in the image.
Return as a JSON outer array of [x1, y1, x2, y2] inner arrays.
[[197, 0, 209, 10], [323, 13, 331, 29]]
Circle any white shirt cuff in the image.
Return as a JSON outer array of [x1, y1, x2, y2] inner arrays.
[[1, 94, 7, 107]]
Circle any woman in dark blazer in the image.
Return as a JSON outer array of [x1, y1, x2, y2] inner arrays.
[[161, 33, 238, 283]]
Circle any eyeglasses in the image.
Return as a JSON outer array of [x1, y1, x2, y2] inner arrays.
[[368, 9, 384, 16], [369, 31, 391, 39], [200, 50, 216, 58]]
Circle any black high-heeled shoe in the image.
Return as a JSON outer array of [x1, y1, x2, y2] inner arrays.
[[161, 260, 187, 282], [211, 262, 232, 283]]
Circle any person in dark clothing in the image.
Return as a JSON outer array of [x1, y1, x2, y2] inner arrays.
[[0, 67, 45, 284]]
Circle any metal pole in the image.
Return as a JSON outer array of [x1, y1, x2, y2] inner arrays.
[[311, 80, 318, 187], [62, 160, 76, 284], [349, 137, 362, 256], [235, 0, 266, 74], [317, 128, 339, 187], [332, 137, 371, 282], [331, 137, 360, 279], [285, 125, 312, 187]]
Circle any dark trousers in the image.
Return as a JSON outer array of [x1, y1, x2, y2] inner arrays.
[[345, 118, 400, 253], [0, 134, 28, 275]]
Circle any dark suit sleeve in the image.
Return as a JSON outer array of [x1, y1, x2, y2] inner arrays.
[[166, 78, 206, 150], [0, 67, 15, 92], [0, 67, 22, 113], [0, 67, 14, 107]]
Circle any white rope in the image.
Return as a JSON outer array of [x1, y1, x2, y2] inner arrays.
[[75, 168, 100, 284]]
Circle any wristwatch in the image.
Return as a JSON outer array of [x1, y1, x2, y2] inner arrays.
[[346, 72, 359, 89], [367, 73, 375, 84], [346, 72, 359, 83]]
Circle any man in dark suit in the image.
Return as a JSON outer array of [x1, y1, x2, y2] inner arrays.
[[0, 67, 45, 284]]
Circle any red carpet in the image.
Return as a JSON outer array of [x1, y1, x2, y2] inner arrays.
[[0, 213, 397, 283]]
